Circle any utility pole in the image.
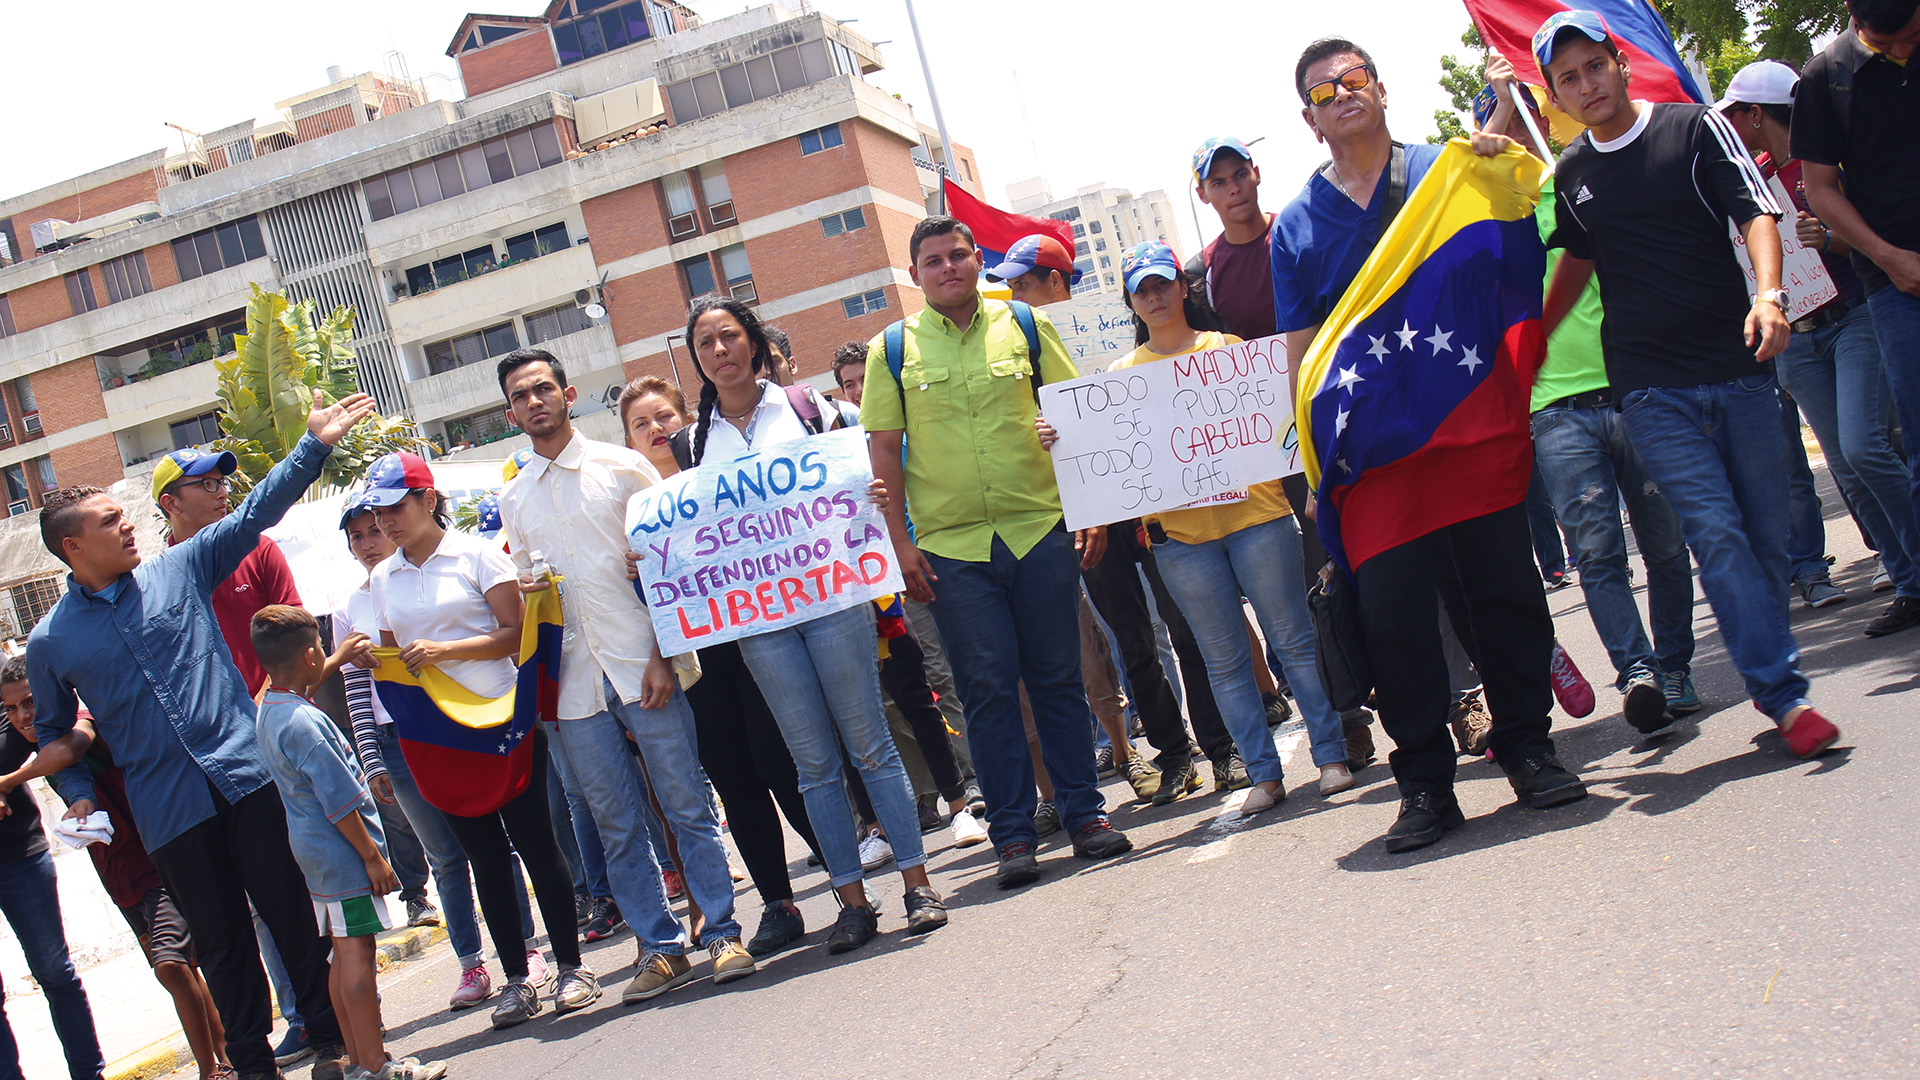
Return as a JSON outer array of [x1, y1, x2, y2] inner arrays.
[[903, 0, 955, 214]]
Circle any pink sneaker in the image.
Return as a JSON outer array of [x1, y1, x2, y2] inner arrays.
[[1550, 642, 1595, 718], [448, 964, 491, 1010], [524, 949, 554, 991]]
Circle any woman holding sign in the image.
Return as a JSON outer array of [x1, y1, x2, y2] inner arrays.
[[1044, 242, 1349, 813], [669, 296, 950, 955]]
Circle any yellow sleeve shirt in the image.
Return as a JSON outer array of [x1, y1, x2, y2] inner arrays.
[[861, 296, 1080, 562]]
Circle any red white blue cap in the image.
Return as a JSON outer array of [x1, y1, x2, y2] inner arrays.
[[338, 487, 381, 530], [987, 234, 1077, 284], [1533, 9, 1613, 71], [362, 451, 435, 507], [1120, 241, 1182, 294]]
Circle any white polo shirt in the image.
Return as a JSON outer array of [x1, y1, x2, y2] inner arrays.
[[369, 527, 519, 699], [696, 379, 814, 463]]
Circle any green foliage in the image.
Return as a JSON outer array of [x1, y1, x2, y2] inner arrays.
[[214, 284, 435, 501], [1651, 0, 1846, 74], [451, 493, 492, 534], [1432, 25, 1490, 144]]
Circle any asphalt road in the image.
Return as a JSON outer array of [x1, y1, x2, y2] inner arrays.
[[251, 503, 1915, 1080]]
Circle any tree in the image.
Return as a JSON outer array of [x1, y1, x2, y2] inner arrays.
[[1431, 25, 1489, 144], [214, 284, 433, 500]]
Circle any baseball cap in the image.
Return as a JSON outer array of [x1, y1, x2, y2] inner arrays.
[[1714, 60, 1799, 112], [151, 446, 237, 501], [1473, 81, 1545, 130], [987, 234, 1077, 284], [1191, 137, 1255, 183], [361, 451, 436, 508], [1120, 241, 1182, 294], [337, 487, 381, 530], [501, 446, 538, 483], [1532, 9, 1613, 72]]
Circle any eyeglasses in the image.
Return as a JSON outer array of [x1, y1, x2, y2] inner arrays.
[[1306, 63, 1376, 107], [168, 475, 231, 497]]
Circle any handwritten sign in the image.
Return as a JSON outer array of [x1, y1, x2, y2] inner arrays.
[[1040, 293, 1142, 375], [624, 428, 902, 654], [1038, 335, 1301, 530], [1731, 175, 1836, 322]]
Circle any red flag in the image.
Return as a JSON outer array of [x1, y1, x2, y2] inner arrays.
[[942, 178, 1075, 270]]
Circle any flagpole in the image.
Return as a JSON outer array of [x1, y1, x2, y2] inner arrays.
[[903, 0, 956, 214], [1508, 84, 1555, 171]]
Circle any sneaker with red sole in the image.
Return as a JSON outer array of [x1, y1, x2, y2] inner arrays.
[[1782, 706, 1839, 759], [1549, 642, 1595, 718]]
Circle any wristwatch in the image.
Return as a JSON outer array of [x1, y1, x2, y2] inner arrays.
[[1758, 287, 1791, 311]]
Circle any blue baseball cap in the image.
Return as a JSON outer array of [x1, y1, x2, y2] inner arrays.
[[1191, 137, 1255, 183], [475, 492, 503, 538], [1120, 241, 1182, 294], [338, 487, 381, 530], [151, 446, 237, 501], [1533, 10, 1613, 73], [987, 234, 1079, 285]]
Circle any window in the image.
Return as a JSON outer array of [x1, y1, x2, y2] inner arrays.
[[1098, 255, 1111, 268], [551, 0, 652, 65], [504, 222, 570, 264], [1072, 224, 1085, 238], [173, 217, 266, 281], [798, 124, 844, 155], [680, 254, 717, 298], [0, 296, 14, 338], [422, 322, 519, 375], [1050, 207, 1081, 222], [101, 252, 153, 304], [1094, 238, 1107, 252], [841, 288, 887, 319], [1088, 221, 1102, 234], [2, 465, 24, 505], [1075, 241, 1089, 256], [7, 575, 63, 633], [169, 411, 223, 449], [718, 244, 754, 301], [65, 271, 100, 315], [700, 163, 734, 225], [363, 125, 567, 222], [665, 43, 839, 123], [1074, 258, 1094, 278], [31, 456, 55, 494], [443, 407, 515, 449], [820, 207, 867, 237], [525, 302, 592, 344], [1104, 273, 1115, 288]]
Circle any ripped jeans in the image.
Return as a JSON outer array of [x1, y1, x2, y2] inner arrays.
[[1531, 400, 1696, 686]]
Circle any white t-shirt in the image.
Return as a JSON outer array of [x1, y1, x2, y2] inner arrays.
[[696, 379, 815, 463], [369, 528, 519, 698]]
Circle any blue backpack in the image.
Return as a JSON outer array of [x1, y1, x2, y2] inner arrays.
[[883, 299, 1043, 411]]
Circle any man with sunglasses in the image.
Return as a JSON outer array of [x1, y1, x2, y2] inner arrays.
[[1272, 37, 1584, 854]]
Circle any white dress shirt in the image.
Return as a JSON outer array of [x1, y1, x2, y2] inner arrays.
[[498, 430, 678, 720], [695, 379, 814, 463], [370, 528, 519, 698]]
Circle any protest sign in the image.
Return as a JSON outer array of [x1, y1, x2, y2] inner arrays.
[[1038, 334, 1301, 530], [1730, 174, 1836, 322], [625, 428, 903, 654], [1040, 293, 1143, 375]]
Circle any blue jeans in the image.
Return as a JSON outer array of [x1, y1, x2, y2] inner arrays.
[[375, 724, 531, 967], [1525, 467, 1574, 576], [1783, 299, 1920, 597], [0, 850, 105, 1080], [1780, 389, 1831, 583], [545, 679, 740, 950], [925, 529, 1105, 849], [739, 602, 926, 889], [1531, 402, 1696, 684], [1153, 515, 1346, 780], [1867, 285, 1920, 504], [545, 752, 611, 899], [1620, 374, 1810, 721]]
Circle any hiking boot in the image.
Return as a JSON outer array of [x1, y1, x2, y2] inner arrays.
[[1123, 756, 1161, 802], [707, 937, 757, 984], [1550, 642, 1596, 717], [1383, 792, 1465, 853], [405, 898, 441, 928], [1447, 693, 1492, 756], [310, 1045, 348, 1080], [490, 980, 542, 1028], [1622, 672, 1673, 734], [995, 842, 1042, 889], [1502, 751, 1588, 808], [583, 898, 625, 943], [903, 885, 949, 936], [1342, 710, 1377, 770], [825, 904, 879, 955], [1210, 751, 1251, 792], [1152, 758, 1201, 805], [1262, 691, 1292, 727], [745, 901, 805, 957], [1094, 745, 1117, 779], [1798, 575, 1846, 608], [447, 963, 492, 1010], [1662, 671, 1701, 715], [1782, 706, 1840, 758], [1070, 818, 1133, 859], [1865, 595, 1920, 638], [553, 965, 601, 1014], [1032, 800, 1061, 838], [621, 952, 694, 1004], [917, 793, 942, 833]]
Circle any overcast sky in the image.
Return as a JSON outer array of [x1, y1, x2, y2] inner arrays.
[[1, 0, 1472, 256]]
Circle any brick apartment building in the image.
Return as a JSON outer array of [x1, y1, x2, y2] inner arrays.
[[0, 0, 980, 634]]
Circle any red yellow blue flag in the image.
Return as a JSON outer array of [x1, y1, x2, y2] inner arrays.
[[371, 577, 563, 817], [1295, 140, 1548, 574]]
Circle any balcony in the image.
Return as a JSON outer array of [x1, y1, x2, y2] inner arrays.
[[103, 357, 221, 429], [387, 242, 597, 347], [0, 257, 272, 378], [406, 320, 618, 424]]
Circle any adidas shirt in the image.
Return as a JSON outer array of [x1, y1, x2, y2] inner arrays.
[[1546, 102, 1782, 396]]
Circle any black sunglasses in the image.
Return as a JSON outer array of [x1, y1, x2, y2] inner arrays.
[[1306, 63, 1376, 107]]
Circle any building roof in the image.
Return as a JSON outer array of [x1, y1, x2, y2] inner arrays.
[[445, 13, 547, 58]]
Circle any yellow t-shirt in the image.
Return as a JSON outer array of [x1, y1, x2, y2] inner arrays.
[[1110, 331, 1294, 546]]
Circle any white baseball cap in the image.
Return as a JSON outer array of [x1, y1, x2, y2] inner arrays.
[[1714, 60, 1799, 112]]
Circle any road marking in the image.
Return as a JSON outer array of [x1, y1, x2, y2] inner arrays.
[[1186, 722, 1306, 864]]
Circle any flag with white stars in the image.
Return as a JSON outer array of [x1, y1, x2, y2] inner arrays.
[[1294, 141, 1550, 574]]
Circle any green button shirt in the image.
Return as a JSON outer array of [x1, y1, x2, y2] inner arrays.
[[861, 295, 1080, 562]]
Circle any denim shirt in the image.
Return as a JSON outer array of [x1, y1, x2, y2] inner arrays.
[[27, 433, 333, 851]]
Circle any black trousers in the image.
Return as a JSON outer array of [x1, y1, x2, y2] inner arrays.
[[149, 782, 340, 1076], [877, 614, 966, 798], [686, 640, 820, 905], [1280, 473, 1330, 586], [1354, 502, 1557, 797], [441, 727, 580, 978]]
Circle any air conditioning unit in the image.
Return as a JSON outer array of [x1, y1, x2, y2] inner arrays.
[[0, 424, 12, 443], [7, 501, 29, 516], [707, 201, 736, 227], [22, 413, 40, 435], [667, 213, 698, 239], [728, 280, 758, 303]]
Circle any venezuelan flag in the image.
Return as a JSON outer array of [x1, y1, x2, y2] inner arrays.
[[371, 579, 563, 817], [942, 178, 1076, 277], [1465, 0, 1705, 105], [1296, 140, 1548, 575]]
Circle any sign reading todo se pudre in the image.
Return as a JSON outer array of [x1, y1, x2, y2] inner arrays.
[[1038, 334, 1301, 530], [625, 428, 904, 654]]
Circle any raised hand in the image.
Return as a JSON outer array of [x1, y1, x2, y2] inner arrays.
[[307, 390, 378, 446]]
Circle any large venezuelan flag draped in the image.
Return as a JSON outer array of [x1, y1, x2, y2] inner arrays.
[[1464, 0, 1705, 104], [1296, 140, 1548, 576], [371, 578, 563, 817], [942, 178, 1075, 272]]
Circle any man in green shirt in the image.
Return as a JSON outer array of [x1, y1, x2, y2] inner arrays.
[[1475, 69, 1698, 731], [864, 216, 1132, 889]]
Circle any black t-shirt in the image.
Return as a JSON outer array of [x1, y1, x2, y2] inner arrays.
[[1, 728, 49, 861], [1790, 33, 1920, 296], [1548, 102, 1781, 395]]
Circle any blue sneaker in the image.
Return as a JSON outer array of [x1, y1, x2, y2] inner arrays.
[[1662, 671, 1701, 715], [272, 1025, 312, 1067]]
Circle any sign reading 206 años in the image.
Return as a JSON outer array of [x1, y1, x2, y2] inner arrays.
[[625, 428, 904, 654], [1039, 335, 1302, 531]]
